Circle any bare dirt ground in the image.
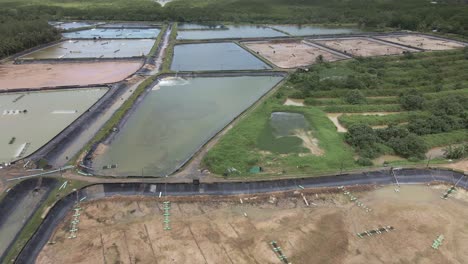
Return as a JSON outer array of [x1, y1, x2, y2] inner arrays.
[[244, 40, 345, 68], [37, 185, 468, 264], [314, 38, 415, 57], [440, 159, 468, 173], [0, 60, 143, 90], [326, 112, 400, 133], [283, 98, 304, 106], [295, 129, 324, 156], [376, 35, 466, 51]]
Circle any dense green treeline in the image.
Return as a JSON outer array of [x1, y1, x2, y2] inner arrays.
[[1, 0, 467, 58], [0, 19, 60, 58]]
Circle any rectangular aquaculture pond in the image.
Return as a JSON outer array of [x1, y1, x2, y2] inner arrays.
[[271, 25, 360, 36], [20, 39, 155, 60], [93, 75, 284, 176], [63, 28, 161, 39], [0, 88, 108, 163], [0, 60, 143, 90], [176, 25, 286, 40], [171, 42, 271, 71]]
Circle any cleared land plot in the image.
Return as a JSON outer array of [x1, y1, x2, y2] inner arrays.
[[0, 60, 142, 90], [0, 88, 107, 163], [376, 34, 466, 51], [314, 37, 417, 57], [171, 43, 271, 71], [244, 40, 345, 68], [176, 25, 286, 40], [63, 28, 160, 39], [20, 39, 155, 60], [37, 185, 468, 264]]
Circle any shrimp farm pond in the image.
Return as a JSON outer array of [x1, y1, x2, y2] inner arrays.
[[92, 75, 283, 176]]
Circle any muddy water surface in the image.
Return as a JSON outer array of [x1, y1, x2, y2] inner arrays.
[[21, 39, 154, 59], [171, 42, 271, 71], [0, 88, 107, 163], [94, 76, 283, 176], [176, 25, 286, 40]]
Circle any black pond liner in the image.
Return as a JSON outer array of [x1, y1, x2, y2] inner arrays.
[[0, 177, 58, 261], [14, 168, 467, 263]]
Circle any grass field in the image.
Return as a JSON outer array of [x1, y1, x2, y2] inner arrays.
[[203, 49, 468, 176]]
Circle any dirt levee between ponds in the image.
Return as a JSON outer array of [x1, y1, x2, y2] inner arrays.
[[0, 60, 143, 90]]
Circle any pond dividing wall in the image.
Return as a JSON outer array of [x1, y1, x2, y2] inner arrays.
[[0, 88, 108, 163], [171, 42, 271, 71], [93, 75, 283, 176]]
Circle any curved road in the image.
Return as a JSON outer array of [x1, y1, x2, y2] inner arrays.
[[7, 167, 467, 263]]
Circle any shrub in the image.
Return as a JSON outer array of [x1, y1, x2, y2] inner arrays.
[[345, 124, 380, 158], [387, 133, 427, 159], [356, 157, 373, 166], [399, 90, 424, 110], [443, 144, 468, 159], [344, 89, 366, 105]]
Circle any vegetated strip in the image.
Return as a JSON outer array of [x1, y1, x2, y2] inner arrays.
[[337, 112, 424, 127], [422, 129, 468, 148], [161, 23, 178, 73], [319, 104, 402, 113]]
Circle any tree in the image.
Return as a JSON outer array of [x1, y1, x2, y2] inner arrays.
[[399, 90, 425, 110], [387, 133, 427, 159], [344, 89, 366, 104], [345, 124, 380, 158]]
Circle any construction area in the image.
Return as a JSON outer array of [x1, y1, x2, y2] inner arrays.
[[244, 40, 347, 68], [313, 37, 419, 57], [376, 34, 466, 51], [0, 60, 143, 90], [37, 185, 468, 264]]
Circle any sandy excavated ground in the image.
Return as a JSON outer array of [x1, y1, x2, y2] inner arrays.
[[314, 38, 415, 57], [326, 112, 399, 133], [0, 60, 142, 90], [245, 40, 345, 68], [283, 98, 304, 106], [376, 35, 465, 51], [38, 185, 468, 264]]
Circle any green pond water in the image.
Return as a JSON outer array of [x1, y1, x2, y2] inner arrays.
[[258, 112, 310, 154], [94, 76, 283, 176], [271, 25, 360, 36], [176, 25, 286, 40], [0, 88, 107, 163], [63, 28, 160, 39], [21, 39, 154, 59], [171, 43, 271, 71]]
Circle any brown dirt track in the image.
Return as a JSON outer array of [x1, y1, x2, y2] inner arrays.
[[0, 60, 143, 90], [314, 37, 416, 57], [244, 40, 345, 68], [37, 185, 468, 264]]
